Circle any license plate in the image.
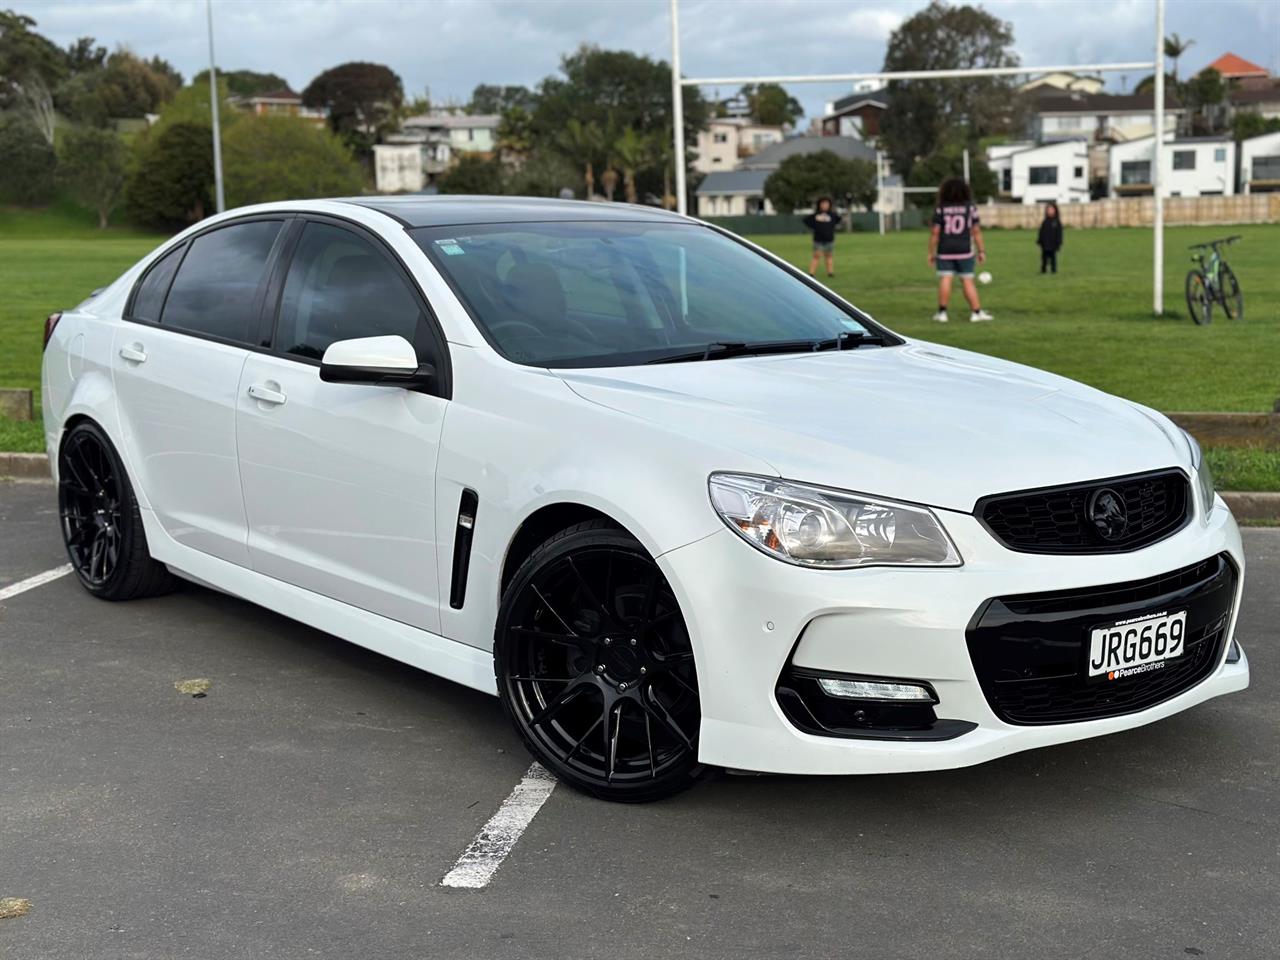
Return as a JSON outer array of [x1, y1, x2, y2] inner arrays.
[[1087, 610, 1187, 679]]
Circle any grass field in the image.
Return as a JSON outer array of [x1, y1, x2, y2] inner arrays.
[[1, 207, 1276, 491]]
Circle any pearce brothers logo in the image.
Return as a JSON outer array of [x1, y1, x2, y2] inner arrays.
[[1087, 487, 1129, 542]]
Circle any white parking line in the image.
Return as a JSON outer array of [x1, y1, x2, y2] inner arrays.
[[0, 564, 72, 603], [441, 762, 557, 889]]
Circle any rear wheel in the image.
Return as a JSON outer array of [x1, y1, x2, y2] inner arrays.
[[1185, 270, 1211, 325], [495, 520, 705, 802], [1217, 264, 1243, 320], [58, 421, 175, 600]]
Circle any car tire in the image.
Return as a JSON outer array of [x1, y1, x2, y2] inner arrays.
[[495, 520, 707, 802], [57, 420, 176, 601]]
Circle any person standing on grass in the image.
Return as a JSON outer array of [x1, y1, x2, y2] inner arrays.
[[1037, 202, 1063, 274], [927, 178, 992, 323], [803, 197, 842, 278]]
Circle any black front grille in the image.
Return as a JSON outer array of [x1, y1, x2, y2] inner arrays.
[[966, 554, 1236, 725], [977, 469, 1190, 554]]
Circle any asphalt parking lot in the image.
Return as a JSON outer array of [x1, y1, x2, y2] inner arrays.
[[2, 479, 1277, 960]]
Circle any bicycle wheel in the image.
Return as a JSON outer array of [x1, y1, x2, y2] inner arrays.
[[1218, 264, 1243, 320], [1185, 270, 1211, 325]]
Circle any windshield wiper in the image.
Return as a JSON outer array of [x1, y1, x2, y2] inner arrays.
[[646, 333, 887, 364]]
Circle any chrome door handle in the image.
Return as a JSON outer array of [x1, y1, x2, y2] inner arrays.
[[247, 383, 287, 405], [118, 343, 147, 364]]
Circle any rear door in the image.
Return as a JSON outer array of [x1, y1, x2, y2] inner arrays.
[[235, 217, 450, 631], [112, 218, 286, 566]]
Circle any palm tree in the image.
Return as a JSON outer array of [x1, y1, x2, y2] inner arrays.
[[1164, 33, 1195, 82], [613, 128, 652, 204], [558, 119, 604, 199]]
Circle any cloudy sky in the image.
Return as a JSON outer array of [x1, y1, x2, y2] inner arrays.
[[15, 0, 1280, 123]]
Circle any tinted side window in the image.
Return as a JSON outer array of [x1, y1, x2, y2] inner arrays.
[[275, 222, 423, 361], [161, 220, 282, 342], [130, 244, 184, 323]]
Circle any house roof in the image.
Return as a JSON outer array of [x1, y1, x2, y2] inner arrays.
[[827, 88, 890, 114], [1229, 85, 1280, 106], [402, 113, 500, 129], [1036, 91, 1183, 114], [695, 170, 770, 195], [739, 135, 876, 170], [1206, 52, 1269, 79], [250, 87, 301, 102]]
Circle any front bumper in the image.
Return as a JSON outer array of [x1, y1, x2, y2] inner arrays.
[[659, 496, 1249, 776]]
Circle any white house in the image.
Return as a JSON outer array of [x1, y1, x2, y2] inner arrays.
[[1109, 135, 1236, 198], [1007, 140, 1090, 204], [1240, 130, 1280, 193], [986, 142, 1035, 197], [1017, 71, 1104, 96], [693, 118, 786, 174], [399, 113, 499, 154], [1033, 92, 1182, 144]]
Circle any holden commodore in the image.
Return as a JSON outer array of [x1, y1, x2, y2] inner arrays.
[[41, 197, 1249, 801]]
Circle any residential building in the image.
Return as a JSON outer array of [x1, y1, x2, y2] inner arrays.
[[1017, 71, 1104, 95], [373, 113, 501, 193], [1032, 92, 1183, 143], [693, 117, 787, 174], [1108, 135, 1236, 198], [695, 136, 879, 218], [820, 85, 889, 139], [1206, 52, 1271, 88], [234, 87, 327, 125], [1240, 130, 1280, 193], [1229, 85, 1280, 122], [398, 113, 500, 155], [988, 140, 1090, 204]]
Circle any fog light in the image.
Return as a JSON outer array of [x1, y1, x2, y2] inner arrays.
[[817, 677, 937, 703], [1226, 640, 1242, 664]]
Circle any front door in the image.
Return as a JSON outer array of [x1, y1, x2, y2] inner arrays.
[[235, 219, 448, 632], [111, 218, 285, 566]]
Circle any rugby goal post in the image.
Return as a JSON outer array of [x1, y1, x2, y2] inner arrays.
[[669, 0, 1169, 315]]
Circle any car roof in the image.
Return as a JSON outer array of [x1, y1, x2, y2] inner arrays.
[[340, 195, 690, 228]]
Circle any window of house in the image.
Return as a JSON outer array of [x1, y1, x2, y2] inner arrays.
[[161, 220, 282, 343], [1073, 165, 1084, 179], [1028, 165, 1058, 185], [1214, 148, 1226, 162], [1120, 160, 1151, 185], [713, 132, 728, 144], [1001, 169, 1012, 191], [275, 222, 425, 361], [1173, 150, 1196, 170], [1254, 155, 1280, 180]]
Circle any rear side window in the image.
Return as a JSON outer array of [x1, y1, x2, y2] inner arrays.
[[275, 221, 424, 360], [130, 244, 184, 323], [161, 220, 282, 343]]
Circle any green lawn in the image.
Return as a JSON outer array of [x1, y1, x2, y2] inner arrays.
[[748, 224, 1280, 414], [1, 209, 1277, 493]]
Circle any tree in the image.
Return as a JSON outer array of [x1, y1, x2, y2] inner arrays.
[[496, 104, 533, 159], [506, 151, 579, 198], [879, 1, 1018, 178], [466, 83, 534, 115], [150, 78, 240, 134], [57, 126, 126, 227], [1232, 111, 1280, 142], [1164, 33, 1195, 82], [438, 154, 505, 195], [125, 121, 213, 228], [905, 141, 997, 205], [65, 37, 107, 74], [740, 83, 803, 127], [59, 50, 180, 127], [1183, 67, 1226, 135], [222, 115, 364, 206], [557, 117, 605, 199], [763, 150, 877, 214], [613, 127, 653, 204], [302, 61, 403, 156], [191, 68, 288, 98], [0, 112, 56, 203], [0, 9, 66, 144]]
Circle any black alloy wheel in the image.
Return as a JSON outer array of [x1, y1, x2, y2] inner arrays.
[[1218, 264, 1243, 320], [496, 521, 706, 802], [57, 421, 174, 600]]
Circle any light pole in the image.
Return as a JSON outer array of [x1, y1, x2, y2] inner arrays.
[[206, 0, 226, 214], [670, 0, 687, 215]]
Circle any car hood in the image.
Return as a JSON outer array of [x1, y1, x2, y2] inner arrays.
[[556, 341, 1189, 513]]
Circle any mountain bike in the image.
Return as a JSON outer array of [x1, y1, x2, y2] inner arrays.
[[1185, 236, 1243, 325]]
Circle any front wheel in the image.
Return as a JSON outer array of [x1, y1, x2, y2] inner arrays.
[[1185, 270, 1211, 325], [495, 520, 706, 802], [58, 421, 175, 600], [1218, 264, 1243, 320]]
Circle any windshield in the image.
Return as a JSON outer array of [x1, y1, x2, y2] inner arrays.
[[411, 220, 891, 367]]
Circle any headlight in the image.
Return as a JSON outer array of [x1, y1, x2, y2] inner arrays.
[[1182, 430, 1215, 517], [708, 473, 961, 569]]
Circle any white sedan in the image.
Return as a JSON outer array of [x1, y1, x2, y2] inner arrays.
[[41, 197, 1249, 801]]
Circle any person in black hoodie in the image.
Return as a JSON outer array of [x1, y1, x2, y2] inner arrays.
[[1037, 202, 1063, 274], [803, 197, 842, 278]]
